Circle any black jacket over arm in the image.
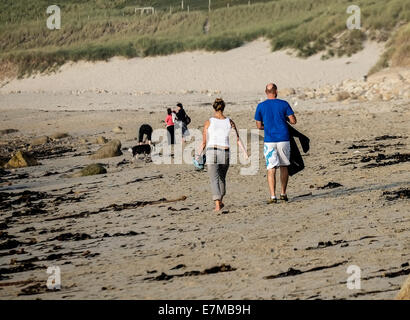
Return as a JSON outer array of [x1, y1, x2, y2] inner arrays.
[[288, 124, 310, 176]]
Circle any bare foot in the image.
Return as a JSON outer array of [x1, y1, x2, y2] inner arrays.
[[214, 200, 222, 211]]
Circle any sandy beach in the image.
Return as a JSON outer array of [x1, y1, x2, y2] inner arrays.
[[0, 40, 409, 299]]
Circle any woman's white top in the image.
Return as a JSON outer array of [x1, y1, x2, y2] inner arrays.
[[207, 117, 231, 148]]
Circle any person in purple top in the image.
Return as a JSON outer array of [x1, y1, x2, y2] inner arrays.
[[255, 83, 297, 204]]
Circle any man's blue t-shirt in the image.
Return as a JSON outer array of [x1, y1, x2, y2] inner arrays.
[[254, 99, 294, 142]]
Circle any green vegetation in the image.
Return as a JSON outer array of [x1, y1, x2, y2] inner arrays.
[[370, 22, 410, 74], [0, 0, 409, 77]]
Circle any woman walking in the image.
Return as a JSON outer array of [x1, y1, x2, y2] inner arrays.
[[196, 98, 248, 211], [165, 108, 175, 145], [175, 103, 190, 142]]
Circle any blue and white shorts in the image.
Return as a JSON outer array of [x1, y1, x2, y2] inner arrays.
[[263, 142, 291, 169]]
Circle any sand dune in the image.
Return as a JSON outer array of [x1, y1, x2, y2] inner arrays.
[[1, 40, 384, 95]]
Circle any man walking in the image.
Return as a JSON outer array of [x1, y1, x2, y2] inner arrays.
[[255, 83, 297, 203]]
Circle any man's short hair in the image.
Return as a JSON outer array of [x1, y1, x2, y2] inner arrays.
[[265, 83, 278, 95]]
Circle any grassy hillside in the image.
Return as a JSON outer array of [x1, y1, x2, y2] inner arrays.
[[0, 0, 409, 77], [370, 22, 410, 74]]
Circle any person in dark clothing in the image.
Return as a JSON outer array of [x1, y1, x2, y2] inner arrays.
[[175, 103, 189, 142], [175, 103, 187, 123], [138, 124, 153, 145]]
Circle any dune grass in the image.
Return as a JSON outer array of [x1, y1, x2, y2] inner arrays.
[[390, 22, 410, 67], [0, 0, 409, 77], [370, 22, 410, 74]]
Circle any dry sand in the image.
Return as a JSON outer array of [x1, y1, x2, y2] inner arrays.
[[0, 40, 409, 300], [1, 39, 384, 95]]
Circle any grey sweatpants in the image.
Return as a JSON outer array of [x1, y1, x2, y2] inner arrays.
[[206, 148, 230, 201]]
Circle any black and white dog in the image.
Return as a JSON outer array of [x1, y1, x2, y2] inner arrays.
[[128, 144, 151, 156], [127, 143, 156, 162]]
